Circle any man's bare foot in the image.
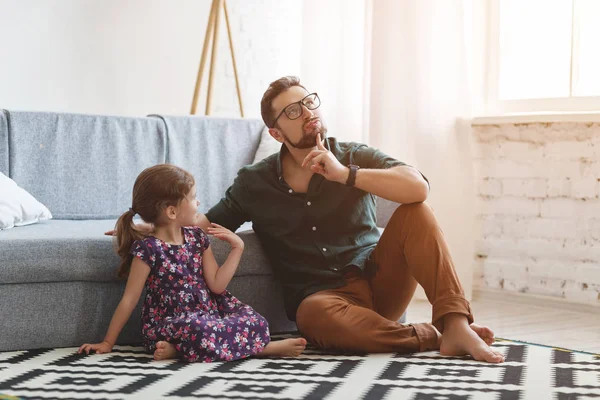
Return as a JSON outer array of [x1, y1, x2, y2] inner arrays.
[[440, 314, 505, 363], [154, 341, 177, 361], [257, 338, 307, 358], [434, 323, 496, 347], [470, 323, 495, 346]]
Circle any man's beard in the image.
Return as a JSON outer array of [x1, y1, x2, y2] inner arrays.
[[282, 118, 328, 149]]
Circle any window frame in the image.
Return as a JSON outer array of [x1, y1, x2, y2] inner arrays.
[[485, 0, 600, 114]]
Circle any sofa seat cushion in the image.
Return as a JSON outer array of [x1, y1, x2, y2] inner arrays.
[[0, 220, 274, 285]]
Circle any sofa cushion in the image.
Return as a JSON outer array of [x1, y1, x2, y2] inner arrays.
[[0, 110, 8, 175], [6, 111, 167, 219], [0, 172, 53, 230], [252, 125, 282, 164], [156, 115, 264, 213], [0, 220, 273, 285]]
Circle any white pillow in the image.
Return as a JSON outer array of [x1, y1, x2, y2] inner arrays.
[[0, 172, 52, 230], [252, 125, 282, 164]]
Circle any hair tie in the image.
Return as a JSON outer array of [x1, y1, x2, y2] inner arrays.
[[129, 207, 136, 216]]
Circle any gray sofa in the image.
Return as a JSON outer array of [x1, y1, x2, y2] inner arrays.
[[0, 109, 403, 352]]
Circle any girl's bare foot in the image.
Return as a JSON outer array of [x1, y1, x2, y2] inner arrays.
[[440, 314, 505, 363], [258, 338, 307, 357], [154, 341, 177, 361]]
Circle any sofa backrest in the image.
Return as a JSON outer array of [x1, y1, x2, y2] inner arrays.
[[2, 110, 399, 225], [5, 111, 167, 219], [155, 115, 263, 213], [0, 110, 8, 176]]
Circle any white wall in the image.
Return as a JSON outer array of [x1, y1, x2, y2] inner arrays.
[[473, 121, 600, 305], [0, 0, 303, 118]]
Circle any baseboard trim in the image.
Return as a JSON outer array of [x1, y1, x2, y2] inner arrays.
[[473, 286, 600, 314]]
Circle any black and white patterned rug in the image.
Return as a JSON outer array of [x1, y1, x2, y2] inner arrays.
[[1, 335, 599, 400]]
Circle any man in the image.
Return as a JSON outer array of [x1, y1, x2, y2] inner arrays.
[[106, 76, 499, 362], [193, 76, 504, 363]]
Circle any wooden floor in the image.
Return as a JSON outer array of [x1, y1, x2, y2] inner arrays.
[[407, 289, 600, 354]]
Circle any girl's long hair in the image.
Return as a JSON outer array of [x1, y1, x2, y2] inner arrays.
[[114, 164, 195, 278]]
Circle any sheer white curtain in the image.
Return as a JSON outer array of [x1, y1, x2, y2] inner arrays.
[[301, 0, 371, 143], [369, 0, 476, 300]]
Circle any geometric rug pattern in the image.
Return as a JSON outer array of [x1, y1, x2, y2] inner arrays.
[[0, 335, 599, 399]]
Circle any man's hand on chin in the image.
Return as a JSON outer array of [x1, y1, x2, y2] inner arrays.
[[301, 133, 348, 183]]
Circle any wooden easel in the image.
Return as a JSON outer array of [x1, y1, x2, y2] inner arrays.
[[190, 0, 244, 117]]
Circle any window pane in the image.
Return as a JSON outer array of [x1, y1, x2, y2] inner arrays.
[[572, 0, 600, 97], [499, 0, 572, 100]]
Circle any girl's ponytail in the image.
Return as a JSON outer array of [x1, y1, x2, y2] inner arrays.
[[115, 208, 145, 278]]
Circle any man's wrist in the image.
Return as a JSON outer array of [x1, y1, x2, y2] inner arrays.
[[345, 164, 360, 187], [340, 167, 350, 185]]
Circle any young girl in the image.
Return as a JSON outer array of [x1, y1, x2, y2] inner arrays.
[[78, 164, 306, 362]]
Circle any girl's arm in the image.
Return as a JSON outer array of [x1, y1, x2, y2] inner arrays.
[[78, 258, 150, 354], [202, 223, 244, 294]]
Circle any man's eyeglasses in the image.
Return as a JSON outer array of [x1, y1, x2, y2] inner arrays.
[[271, 93, 321, 128]]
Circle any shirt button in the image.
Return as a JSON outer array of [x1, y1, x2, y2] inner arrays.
[[307, 201, 312, 206], [322, 248, 327, 252], [288, 189, 293, 193], [312, 226, 317, 231]]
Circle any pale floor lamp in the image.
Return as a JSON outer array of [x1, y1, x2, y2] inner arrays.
[[190, 0, 244, 117]]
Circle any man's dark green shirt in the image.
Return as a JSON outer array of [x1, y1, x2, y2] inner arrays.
[[206, 137, 409, 321]]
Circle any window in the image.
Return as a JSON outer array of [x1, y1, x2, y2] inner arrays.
[[486, 0, 600, 114]]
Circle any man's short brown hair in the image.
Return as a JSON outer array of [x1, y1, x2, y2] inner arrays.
[[261, 76, 306, 128]]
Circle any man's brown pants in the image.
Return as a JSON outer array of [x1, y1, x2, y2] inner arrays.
[[295, 202, 474, 353]]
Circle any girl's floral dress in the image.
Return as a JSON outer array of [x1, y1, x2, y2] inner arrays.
[[131, 227, 271, 362]]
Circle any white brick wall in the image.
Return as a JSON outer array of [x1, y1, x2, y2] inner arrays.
[[473, 122, 600, 306]]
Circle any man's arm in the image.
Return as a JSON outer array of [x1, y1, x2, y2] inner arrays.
[[303, 134, 429, 204], [105, 222, 152, 237], [106, 215, 211, 237], [203, 170, 252, 232], [107, 170, 251, 238], [347, 165, 429, 204], [194, 213, 212, 231]]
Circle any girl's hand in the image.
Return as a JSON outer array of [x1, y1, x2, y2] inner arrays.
[[206, 223, 244, 250], [78, 341, 113, 355]]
